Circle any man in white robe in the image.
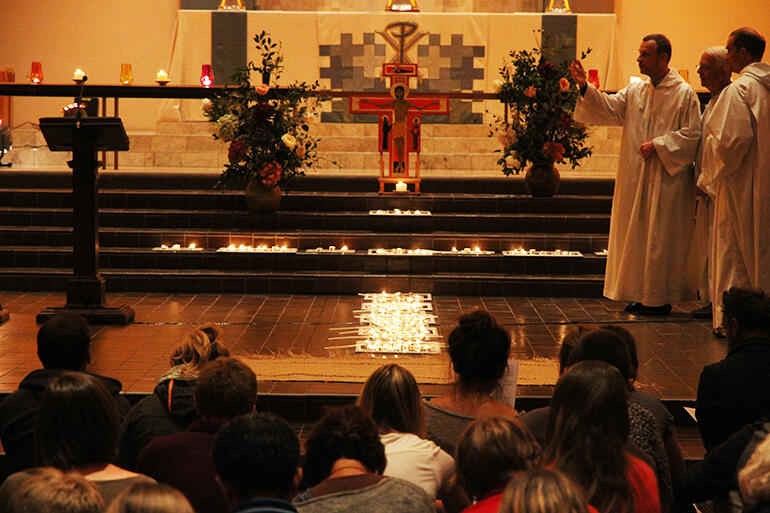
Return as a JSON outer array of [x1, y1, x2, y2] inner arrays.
[[701, 27, 770, 330], [689, 47, 732, 319], [570, 34, 701, 315]]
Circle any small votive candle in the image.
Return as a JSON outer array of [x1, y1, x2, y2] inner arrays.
[[200, 64, 214, 87], [395, 181, 407, 192], [119, 63, 134, 85], [29, 62, 43, 84], [156, 70, 168, 81], [72, 68, 85, 80]]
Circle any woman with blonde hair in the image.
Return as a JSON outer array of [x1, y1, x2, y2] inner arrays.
[[359, 364, 467, 512], [116, 323, 229, 469], [106, 482, 194, 513], [499, 468, 595, 513]]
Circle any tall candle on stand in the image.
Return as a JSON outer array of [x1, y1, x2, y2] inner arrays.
[[156, 70, 169, 86], [72, 68, 85, 81]]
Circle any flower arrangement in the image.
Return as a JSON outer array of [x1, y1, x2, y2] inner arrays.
[[204, 31, 321, 190], [491, 40, 592, 175]]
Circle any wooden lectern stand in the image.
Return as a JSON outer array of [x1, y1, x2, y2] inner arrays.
[[36, 116, 135, 324]]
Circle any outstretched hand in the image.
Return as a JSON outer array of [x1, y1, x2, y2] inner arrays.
[[570, 60, 588, 87]]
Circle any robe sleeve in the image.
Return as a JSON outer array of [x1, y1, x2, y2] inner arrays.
[[573, 83, 628, 126], [701, 82, 754, 186], [652, 87, 702, 177]]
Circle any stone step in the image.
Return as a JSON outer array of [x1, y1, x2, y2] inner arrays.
[[0, 268, 606, 297], [0, 227, 609, 253]]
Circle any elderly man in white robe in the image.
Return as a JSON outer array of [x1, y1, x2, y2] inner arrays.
[[701, 27, 770, 332], [570, 34, 701, 316], [689, 47, 733, 320]]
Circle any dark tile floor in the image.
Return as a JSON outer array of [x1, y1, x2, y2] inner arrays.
[[0, 291, 724, 401]]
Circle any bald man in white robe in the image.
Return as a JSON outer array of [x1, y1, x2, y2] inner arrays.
[[571, 34, 701, 315], [701, 27, 770, 331]]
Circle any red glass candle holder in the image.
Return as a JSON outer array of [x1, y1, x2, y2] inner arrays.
[[200, 65, 214, 87], [588, 69, 600, 89], [30, 62, 43, 84]]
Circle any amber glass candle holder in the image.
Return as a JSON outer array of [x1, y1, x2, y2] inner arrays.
[[120, 63, 134, 85], [29, 62, 43, 84]]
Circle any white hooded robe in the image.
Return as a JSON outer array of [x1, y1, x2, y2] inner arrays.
[[701, 62, 770, 328], [575, 70, 701, 305]]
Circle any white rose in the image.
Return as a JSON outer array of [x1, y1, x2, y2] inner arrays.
[[281, 133, 297, 150], [505, 154, 521, 169], [201, 98, 213, 113]]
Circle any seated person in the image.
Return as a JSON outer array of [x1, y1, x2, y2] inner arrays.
[[33, 372, 156, 505], [213, 412, 301, 513], [4, 467, 104, 513], [294, 405, 435, 513], [425, 310, 519, 455], [545, 361, 660, 513], [739, 433, 770, 513], [137, 357, 257, 513], [105, 482, 194, 513], [117, 323, 229, 470], [696, 287, 770, 451], [455, 417, 541, 513], [499, 468, 596, 513], [0, 313, 129, 474]]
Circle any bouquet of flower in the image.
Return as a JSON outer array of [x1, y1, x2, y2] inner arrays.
[[203, 31, 322, 190], [491, 40, 592, 175]]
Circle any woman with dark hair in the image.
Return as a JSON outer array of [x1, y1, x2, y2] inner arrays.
[[545, 361, 659, 513], [34, 372, 155, 505], [294, 405, 434, 513], [425, 310, 518, 454], [116, 322, 229, 469], [455, 417, 541, 513], [359, 364, 467, 511]]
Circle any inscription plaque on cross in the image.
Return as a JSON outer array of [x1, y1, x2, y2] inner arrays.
[[349, 22, 449, 194]]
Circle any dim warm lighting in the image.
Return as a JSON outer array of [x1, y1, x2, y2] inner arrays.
[[72, 68, 85, 82], [369, 248, 434, 256], [119, 63, 134, 85], [153, 243, 203, 251], [595, 249, 609, 256], [29, 62, 43, 84], [217, 244, 296, 253], [546, 0, 570, 12], [306, 246, 355, 254], [503, 249, 582, 257], [369, 209, 431, 216], [385, 0, 419, 11], [200, 65, 214, 87], [444, 247, 494, 255]]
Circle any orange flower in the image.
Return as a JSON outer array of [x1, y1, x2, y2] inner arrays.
[[256, 83, 270, 96], [524, 86, 536, 98], [559, 77, 570, 92]]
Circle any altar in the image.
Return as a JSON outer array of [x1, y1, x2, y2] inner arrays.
[[159, 10, 617, 123]]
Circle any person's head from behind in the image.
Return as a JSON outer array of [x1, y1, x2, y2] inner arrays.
[[727, 27, 766, 72], [448, 310, 510, 395], [499, 468, 590, 513], [170, 322, 229, 378], [358, 363, 425, 437], [455, 417, 541, 501], [721, 287, 770, 348], [37, 313, 91, 370], [105, 482, 194, 513], [601, 325, 638, 382], [558, 325, 591, 374], [34, 371, 119, 470], [301, 405, 386, 489], [213, 412, 300, 505], [10, 467, 104, 513], [545, 361, 632, 513], [567, 328, 633, 386], [194, 357, 257, 420]]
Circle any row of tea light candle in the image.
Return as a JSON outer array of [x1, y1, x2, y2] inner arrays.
[[24, 63, 214, 86], [153, 243, 600, 256]]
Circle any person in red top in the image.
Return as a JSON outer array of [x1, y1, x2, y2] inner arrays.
[[455, 417, 541, 513], [544, 361, 660, 513]]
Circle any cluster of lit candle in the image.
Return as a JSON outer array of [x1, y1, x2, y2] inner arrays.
[[595, 249, 609, 256], [216, 244, 296, 253], [442, 247, 494, 255], [306, 246, 354, 254], [369, 248, 434, 256], [355, 292, 441, 354], [502, 249, 582, 257], [153, 243, 202, 251], [24, 63, 214, 87], [369, 209, 430, 216]]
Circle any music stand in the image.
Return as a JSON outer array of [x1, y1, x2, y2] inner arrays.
[[36, 116, 135, 324]]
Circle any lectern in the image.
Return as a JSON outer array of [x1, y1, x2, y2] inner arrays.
[[36, 116, 135, 324]]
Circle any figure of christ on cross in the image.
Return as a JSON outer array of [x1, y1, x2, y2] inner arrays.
[[351, 83, 448, 177]]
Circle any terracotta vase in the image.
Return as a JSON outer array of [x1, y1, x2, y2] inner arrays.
[[524, 161, 560, 197], [245, 180, 281, 212]]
